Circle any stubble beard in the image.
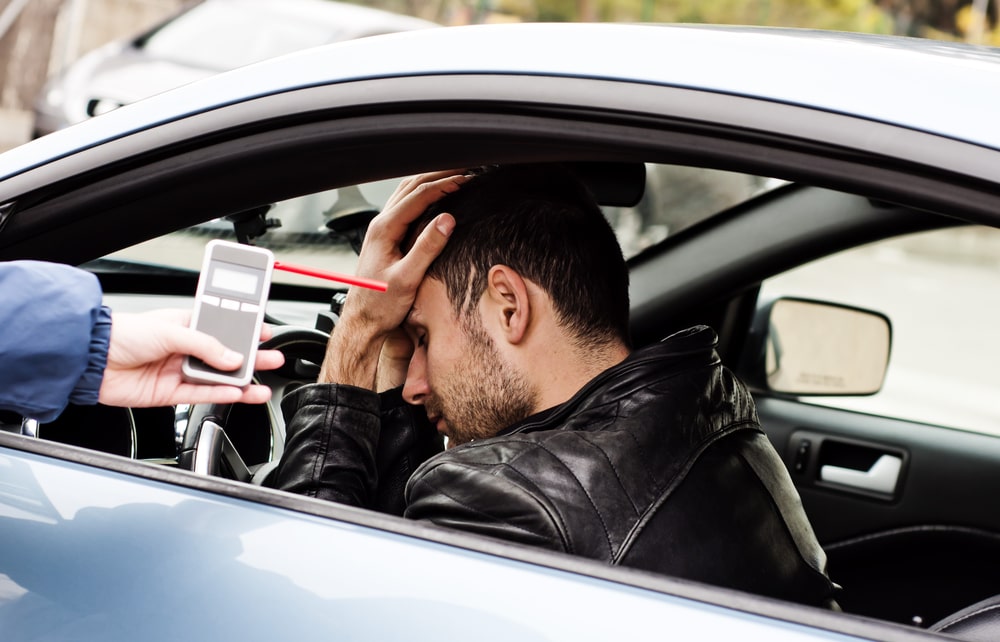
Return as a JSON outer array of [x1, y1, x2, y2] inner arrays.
[[427, 314, 536, 448]]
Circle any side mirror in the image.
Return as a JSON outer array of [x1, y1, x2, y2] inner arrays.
[[742, 297, 891, 396]]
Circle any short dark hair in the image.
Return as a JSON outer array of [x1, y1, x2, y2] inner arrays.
[[413, 163, 631, 347]]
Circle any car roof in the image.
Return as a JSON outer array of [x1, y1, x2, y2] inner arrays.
[[6, 22, 1000, 179]]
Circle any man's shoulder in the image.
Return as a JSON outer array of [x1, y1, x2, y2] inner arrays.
[[417, 428, 630, 484]]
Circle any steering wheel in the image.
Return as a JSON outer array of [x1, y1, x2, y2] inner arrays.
[[179, 325, 330, 484]]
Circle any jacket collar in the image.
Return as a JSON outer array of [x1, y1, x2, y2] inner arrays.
[[500, 325, 720, 436]]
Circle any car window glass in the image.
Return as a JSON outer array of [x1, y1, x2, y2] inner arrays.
[[759, 226, 1000, 436], [102, 179, 394, 323], [607, 164, 781, 258]]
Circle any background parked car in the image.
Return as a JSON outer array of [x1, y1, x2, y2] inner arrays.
[[30, 0, 438, 137]]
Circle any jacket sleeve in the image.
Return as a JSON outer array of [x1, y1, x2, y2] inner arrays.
[[373, 387, 444, 515], [274, 383, 443, 514], [404, 451, 569, 554], [275, 383, 382, 506], [0, 261, 111, 423]]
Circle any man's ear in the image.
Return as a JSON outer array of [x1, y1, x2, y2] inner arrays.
[[485, 265, 530, 344]]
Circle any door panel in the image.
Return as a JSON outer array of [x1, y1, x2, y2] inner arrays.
[[758, 398, 1000, 625]]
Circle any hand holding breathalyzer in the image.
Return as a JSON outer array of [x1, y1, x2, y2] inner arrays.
[[100, 308, 283, 408]]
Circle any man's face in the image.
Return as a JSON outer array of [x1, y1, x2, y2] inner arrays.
[[403, 278, 536, 448]]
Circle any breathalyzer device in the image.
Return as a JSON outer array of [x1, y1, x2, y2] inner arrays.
[[182, 239, 274, 387]]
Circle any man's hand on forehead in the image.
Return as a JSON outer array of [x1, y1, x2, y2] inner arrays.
[[352, 171, 466, 307], [380, 170, 470, 242], [319, 170, 468, 388]]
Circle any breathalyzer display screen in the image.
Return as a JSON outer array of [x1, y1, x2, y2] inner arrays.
[[211, 265, 259, 296]]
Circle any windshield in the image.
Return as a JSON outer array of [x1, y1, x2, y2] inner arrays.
[[103, 165, 781, 323], [139, 1, 340, 70]]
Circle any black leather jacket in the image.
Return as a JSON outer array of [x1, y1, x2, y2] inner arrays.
[[273, 326, 838, 608]]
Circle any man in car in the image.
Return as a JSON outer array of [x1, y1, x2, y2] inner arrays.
[[273, 164, 839, 608]]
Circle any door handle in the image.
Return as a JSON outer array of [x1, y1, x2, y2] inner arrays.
[[820, 453, 902, 494]]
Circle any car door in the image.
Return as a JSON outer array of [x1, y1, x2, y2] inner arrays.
[[740, 225, 1000, 628]]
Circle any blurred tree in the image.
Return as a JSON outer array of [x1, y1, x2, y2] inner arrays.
[[357, 0, 995, 41], [0, 0, 61, 112], [875, 0, 995, 38], [593, 0, 897, 32]]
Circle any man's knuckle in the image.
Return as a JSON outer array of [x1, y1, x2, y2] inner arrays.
[[367, 216, 389, 234]]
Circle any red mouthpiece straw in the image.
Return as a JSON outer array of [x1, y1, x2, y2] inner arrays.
[[273, 261, 388, 292]]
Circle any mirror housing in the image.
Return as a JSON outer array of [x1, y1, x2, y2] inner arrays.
[[741, 297, 891, 396]]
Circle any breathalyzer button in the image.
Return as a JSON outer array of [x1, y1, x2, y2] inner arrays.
[[221, 299, 240, 310], [241, 302, 260, 313], [202, 295, 220, 306]]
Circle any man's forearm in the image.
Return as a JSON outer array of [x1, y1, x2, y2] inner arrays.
[[318, 315, 385, 388]]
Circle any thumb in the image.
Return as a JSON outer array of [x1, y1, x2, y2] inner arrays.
[[162, 325, 244, 372]]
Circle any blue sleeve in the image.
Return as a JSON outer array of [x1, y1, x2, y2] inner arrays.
[[0, 261, 111, 423]]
